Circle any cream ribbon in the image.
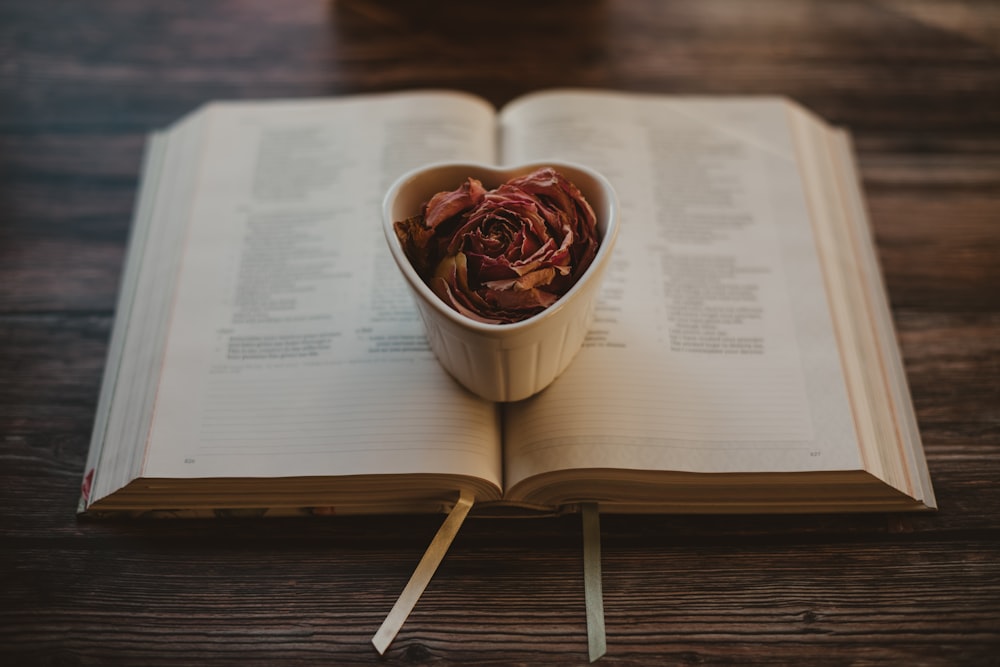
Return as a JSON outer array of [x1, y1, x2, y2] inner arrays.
[[582, 502, 607, 661], [372, 491, 475, 654], [372, 494, 607, 661]]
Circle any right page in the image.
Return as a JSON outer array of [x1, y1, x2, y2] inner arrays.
[[497, 90, 932, 510]]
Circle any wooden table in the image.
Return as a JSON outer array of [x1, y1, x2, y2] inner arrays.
[[2, 1, 998, 664]]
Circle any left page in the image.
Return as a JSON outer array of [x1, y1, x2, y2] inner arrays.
[[137, 92, 503, 492]]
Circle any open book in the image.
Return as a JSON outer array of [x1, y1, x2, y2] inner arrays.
[[80, 89, 935, 517]]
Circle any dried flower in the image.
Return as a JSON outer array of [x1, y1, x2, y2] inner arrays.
[[394, 168, 600, 324]]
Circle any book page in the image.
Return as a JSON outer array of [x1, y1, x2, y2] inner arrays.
[[498, 91, 863, 487], [89, 111, 216, 505], [142, 92, 503, 488]]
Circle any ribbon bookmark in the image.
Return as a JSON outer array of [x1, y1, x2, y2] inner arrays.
[[372, 491, 475, 655], [582, 503, 607, 662]]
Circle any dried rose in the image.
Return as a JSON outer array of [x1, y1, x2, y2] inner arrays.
[[393, 167, 600, 324]]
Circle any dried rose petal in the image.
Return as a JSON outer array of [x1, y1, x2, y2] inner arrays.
[[394, 167, 600, 324]]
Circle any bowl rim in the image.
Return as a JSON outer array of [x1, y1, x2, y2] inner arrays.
[[382, 160, 620, 334]]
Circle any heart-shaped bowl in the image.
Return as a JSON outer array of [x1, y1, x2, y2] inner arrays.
[[383, 161, 619, 402]]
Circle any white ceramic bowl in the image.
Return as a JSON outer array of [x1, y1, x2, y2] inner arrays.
[[383, 161, 620, 402]]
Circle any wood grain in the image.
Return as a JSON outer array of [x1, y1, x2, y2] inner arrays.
[[1, 1, 998, 665]]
